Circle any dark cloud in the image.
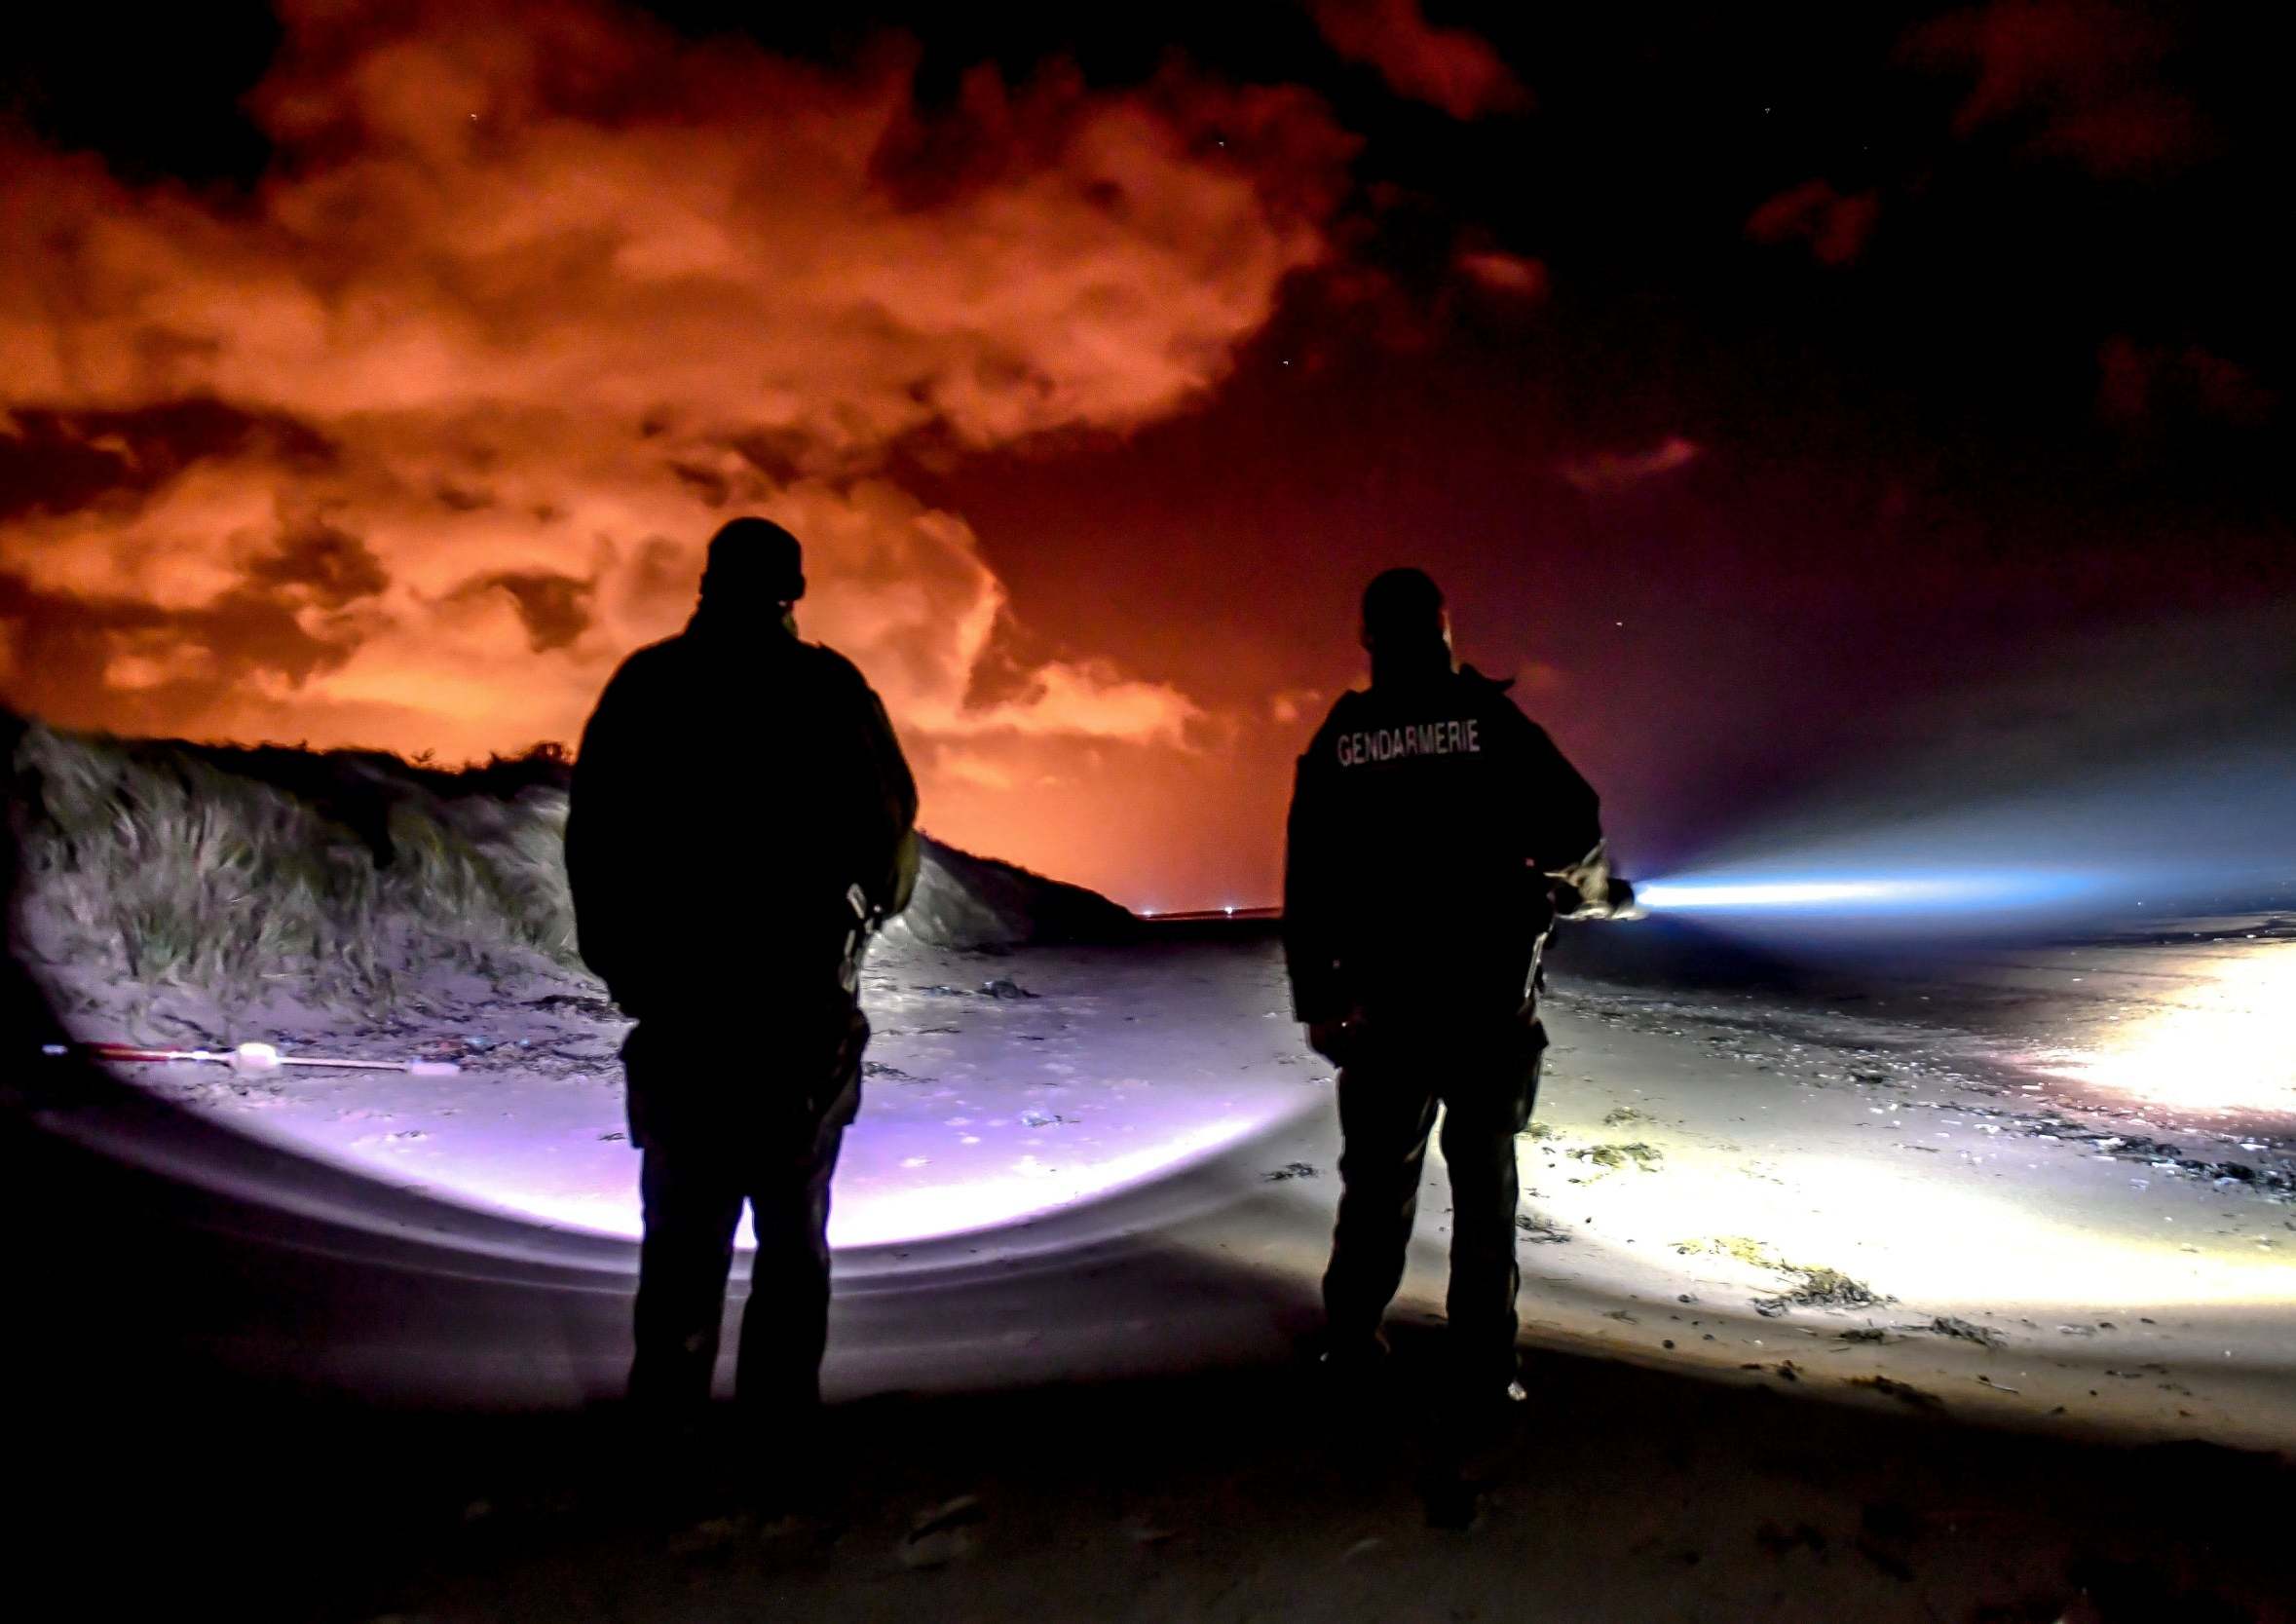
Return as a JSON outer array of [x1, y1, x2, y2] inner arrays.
[[1904, 0, 2210, 175], [432, 480, 496, 513], [0, 397, 332, 523], [866, 59, 1095, 211], [1745, 180, 1881, 267], [476, 571, 596, 654], [668, 458, 746, 509], [1307, 0, 1527, 120], [2098, 338, 2274, 428], [0, 567, 358, 736], [245, 518, 390, 610]]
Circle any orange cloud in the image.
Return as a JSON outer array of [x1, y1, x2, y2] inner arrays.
[[0, 0, 1349, 800], [1308, 0, 1528, 120], [1269, 688, 1324, 726]]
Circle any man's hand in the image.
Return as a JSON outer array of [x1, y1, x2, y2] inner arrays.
[[1551, 872, 1644, 922]]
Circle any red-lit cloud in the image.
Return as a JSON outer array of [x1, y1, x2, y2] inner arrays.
[[1454, 249, 1549, 298], [1745, 179, 1880, 267], [1307, 0, 1528, 120], [0, 1, 1349, 810], [1559, 436, 1700, 496], [2098, 337, 2274, 427], [1904, 0, 2207, 175]]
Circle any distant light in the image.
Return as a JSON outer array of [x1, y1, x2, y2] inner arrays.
[[1224, 905, 1236, 916]]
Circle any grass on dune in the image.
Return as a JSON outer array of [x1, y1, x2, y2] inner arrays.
[[6, 715, 1126, 1013], [10, 721, 583, 1006]]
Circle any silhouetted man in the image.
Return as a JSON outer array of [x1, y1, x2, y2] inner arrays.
[[567, 516, 918, 1444], [1284, 568, 1629, 1412]]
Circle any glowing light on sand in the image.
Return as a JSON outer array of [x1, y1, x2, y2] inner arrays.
[[1471, 1135, 2296, 1312], [117, 1075, 1307, 1255], [826, 1115, 1262, 1247], [2039, 941, 2296, 1114]]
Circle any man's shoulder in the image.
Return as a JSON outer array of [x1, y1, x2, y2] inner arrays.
[[1454, 663, 1540, 730], [1322, 684, 1374, 723], [599, 633, 876, 709], [1322, 669, 1515, 727], [789, 638, 876, 700], [611, 633, 689, 681], [1452, 662, 1516, 700], [590, 636, 688, 710], [794, 638, 865, 681]]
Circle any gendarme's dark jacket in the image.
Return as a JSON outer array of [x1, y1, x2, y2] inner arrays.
[[1283, 661, 1603, 1026], [566, 614, 919, 1027]]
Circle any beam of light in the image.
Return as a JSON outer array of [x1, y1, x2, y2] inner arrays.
[[1641, 879, 1908, 909], [2037, 940, 2296, 1116], [1637, 871, 2100, 914], [826, 1115, 1265, 1248], [322, 1110, 1280, 1251], [86, 1055, 1316, 1256]]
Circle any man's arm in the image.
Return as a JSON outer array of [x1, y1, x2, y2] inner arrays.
[[1282, 719, 1350, 1028], [1495, 703, 1636, 918], [564, 658, 651, 1011], [1514, 715, 1601, 874], [854, 679, 922, 919]]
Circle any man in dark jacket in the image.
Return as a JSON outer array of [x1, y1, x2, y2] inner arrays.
[[567, 516, 919, 1431], [1284, 567, 1629, 1408]]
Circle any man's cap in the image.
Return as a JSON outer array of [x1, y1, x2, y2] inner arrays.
[[703, 516, 806, 603], [1361, 566, 1445, 643]]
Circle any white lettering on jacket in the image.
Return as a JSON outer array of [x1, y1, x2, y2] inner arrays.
[[1335, 717, 1480, 768]]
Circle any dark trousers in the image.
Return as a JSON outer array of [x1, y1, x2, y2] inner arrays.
[[622, 1013, 861, 1418], [1322, 1012, 1545, 1385]]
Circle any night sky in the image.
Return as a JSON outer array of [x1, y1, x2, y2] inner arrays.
[[3, 1, 2287, 908]]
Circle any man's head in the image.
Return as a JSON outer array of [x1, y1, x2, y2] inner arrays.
[[698, 516, 807, 614], [1360, 566, 1449, 655]]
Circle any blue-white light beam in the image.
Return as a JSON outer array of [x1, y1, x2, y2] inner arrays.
[[1636, 870, 2103, 915]]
